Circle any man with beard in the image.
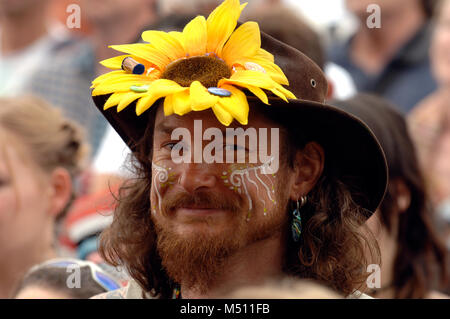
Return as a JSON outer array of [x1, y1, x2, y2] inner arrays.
[[90, 0, 388, 299]]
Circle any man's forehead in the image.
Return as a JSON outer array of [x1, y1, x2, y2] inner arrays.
[[154, 103, 280, 133]]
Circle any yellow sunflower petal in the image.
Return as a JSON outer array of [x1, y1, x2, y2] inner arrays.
[[169, 31, 186, 51], [91, 70, 126, 87], [264, 64, 289, 85], [233, 57, 289, 85], [270, 88, 288, 102], [135, 96, 153, 116], [99, 55, 159, 77], [217, 84, 249, 125], [92, 81, 136, 96], [100, 55, 130, 70], [109, 43, 170, 70], [95, 73, 155, 86], [92, 74, 156, 96], [189, 81, 219, 111], [135, 80, 187, 115], [141, 30, 185, 61], [212, 104, 234, 126], [275, 84, 296, 99], [219, 70, 295, 102], [104, 92, 126, 110], [163, 94, 175, 116], [219, 70, 277, 90], [222, 21, 260, 65], [183, 16, 207, 56], [256, 48, 274, 62], [206, 0, 243, 55], [171, 90, 192, 116], [244, 85, 269, 104], [117, 92, 146, 112]]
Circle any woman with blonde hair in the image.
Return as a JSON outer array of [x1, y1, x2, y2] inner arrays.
[[0, 96, 88, 298]]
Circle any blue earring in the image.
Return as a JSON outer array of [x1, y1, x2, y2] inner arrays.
[[292, 196, 306, 242]]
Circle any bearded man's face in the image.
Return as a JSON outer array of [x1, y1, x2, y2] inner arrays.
[[149, 105, 294, 292]]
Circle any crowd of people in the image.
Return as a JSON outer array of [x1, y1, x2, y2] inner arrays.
[[0, 0, 449, 299]]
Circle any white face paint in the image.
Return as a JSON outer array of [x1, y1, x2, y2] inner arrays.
[[151, 162, 175, 214], [152, 157, 277, 221], [224, 157, 277, 221]]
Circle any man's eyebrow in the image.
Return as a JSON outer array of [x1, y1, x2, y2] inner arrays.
[[154, 122, 178, 135], [155, 121, 251, 136]]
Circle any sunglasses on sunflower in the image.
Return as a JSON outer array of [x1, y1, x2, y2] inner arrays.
[[35, 258, 121, 292]]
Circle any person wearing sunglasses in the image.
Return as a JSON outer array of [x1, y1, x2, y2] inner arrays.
[[13, 258, 122, 299], [0, 96, 89, 298]]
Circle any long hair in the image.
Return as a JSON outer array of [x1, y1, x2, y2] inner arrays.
[[99, 104, 379, 298], [333, 94, 449, 298]]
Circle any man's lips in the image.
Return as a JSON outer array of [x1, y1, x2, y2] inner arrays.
[[175, 207, 228, 217]]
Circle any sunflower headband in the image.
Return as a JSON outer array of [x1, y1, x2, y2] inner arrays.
[[91, 0, 295, 126]]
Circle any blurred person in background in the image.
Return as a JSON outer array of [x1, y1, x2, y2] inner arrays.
[[78, 0, 158, 194], [14, 258, 121, 299], [0, 0, 107, 154], [241, 4, 356, 100], [409, 0, 450, 249], [0, 96, 88, 298], [80, 0, 158, 75], [329, 0, 439, 113], [333, 94, 449, 298], [157, 0, 221, 17], [52, 0, 159, 278]]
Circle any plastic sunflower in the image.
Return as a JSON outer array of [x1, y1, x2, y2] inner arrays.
[[91, 0, 296, 126]]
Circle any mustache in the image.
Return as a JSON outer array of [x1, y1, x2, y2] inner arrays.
[[160, 190, 243, 215]]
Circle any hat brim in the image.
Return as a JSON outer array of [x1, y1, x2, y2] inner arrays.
[[256, 97, 388, 215], [93, 94, 388, 215]]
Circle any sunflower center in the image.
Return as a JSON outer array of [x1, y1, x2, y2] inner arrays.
[[161, 56, 231, 88]]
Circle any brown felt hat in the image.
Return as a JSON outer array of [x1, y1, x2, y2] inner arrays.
[[92, 28, 388, 216]]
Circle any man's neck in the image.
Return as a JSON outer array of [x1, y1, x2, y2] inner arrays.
[[0, 9, 48, 55], [180, 232, 286, 299], [351, 4, 426, 74]]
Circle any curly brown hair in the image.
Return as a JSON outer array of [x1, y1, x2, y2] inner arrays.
[[99, 105, 379, 298]]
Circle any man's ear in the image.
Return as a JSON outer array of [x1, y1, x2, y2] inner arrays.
[[48, 168, 73, 218], [326, 80, 334, 100], [393, 179, 411, 214], [289, 142, 325, 201]]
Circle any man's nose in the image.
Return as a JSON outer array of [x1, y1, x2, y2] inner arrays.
[[178, 163, 218, 193]]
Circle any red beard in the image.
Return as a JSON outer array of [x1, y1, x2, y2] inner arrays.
[[152, 188, 289, 293]]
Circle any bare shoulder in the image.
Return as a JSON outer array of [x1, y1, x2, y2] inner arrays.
[[90, 287, 128, 299]]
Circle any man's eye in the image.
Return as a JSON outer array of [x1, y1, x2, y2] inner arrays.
[[163, 142, 185, 151]]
